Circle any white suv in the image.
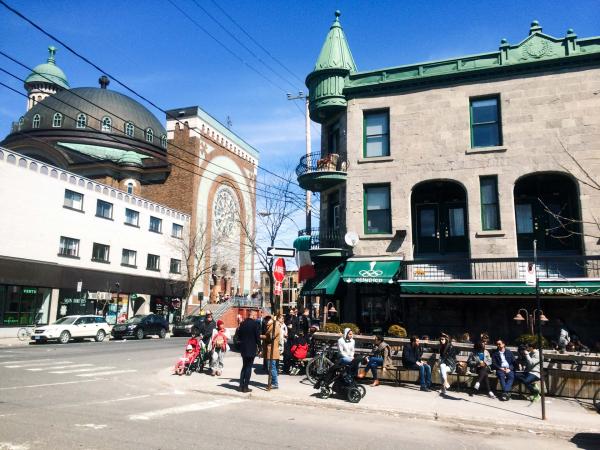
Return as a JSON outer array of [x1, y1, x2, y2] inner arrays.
[[32, 315, 110, 344]]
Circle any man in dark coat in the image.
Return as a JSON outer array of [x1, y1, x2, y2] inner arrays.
[[199, 313, 216, 347], [402, 335, 432, 391], [237, 310, 261, 393], [491, 339, 516, 401]]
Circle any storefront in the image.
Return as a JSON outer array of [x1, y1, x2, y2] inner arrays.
[[57, 290, 95, 319], [150, 296, 181, 323], [0, 284, 51, 326]]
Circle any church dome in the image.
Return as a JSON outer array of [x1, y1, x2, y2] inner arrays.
[[24, 46, 69, 90]]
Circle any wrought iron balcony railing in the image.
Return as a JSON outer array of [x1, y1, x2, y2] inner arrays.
[[298, 227, 344, 249], [295, 151, 347, 177]]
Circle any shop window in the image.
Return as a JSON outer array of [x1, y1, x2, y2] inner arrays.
[[91, 243, 110, 263], [147, 254, 160, 271], [364, 184, 391, 234], [170, 258, 181, 274], [64, 189, 84, 211], [125, 208, 139, 226], [149, 216, 162, 233], [480, 176, 500, 230], [172, 223, 183, 238], [363, 110, 389, 157], [470, 96, 502, 147], [59, 236, 79, 257], [121, 249, 137, 267], [96, 199, 113, 219], [2, 286, 51, 326]]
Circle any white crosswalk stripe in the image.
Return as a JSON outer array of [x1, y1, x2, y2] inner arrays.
[[129, 398, 245, 421], [50, 366, 115, 374], [78, 369, 137, 377], [4, 360, 72, 368], [28, 364, 93, 372]]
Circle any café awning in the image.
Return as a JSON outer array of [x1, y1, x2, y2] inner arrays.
[[342, 258, 402, 284], [398, 280, 600, 296], [314, 265, 343, 295]]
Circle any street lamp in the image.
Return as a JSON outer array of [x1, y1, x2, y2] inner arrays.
[[322, 302, 337, 329], [513, 308, 549, 336]]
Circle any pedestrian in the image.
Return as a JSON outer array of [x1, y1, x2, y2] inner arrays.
[[515, 343, 541, 401], [402, 335, 432, 391], [438, 333, 457, 394], [359, 335, 392, 387], [262, 315, 281, 389], [298, 308, 310, 338], [467, 341, 495, 398], [209, 320, 229, 376], [285, 307, 299, 339], [492, 339, 516, 401], [237, 310, 261, 393], [556, 318, 570, 353], [200, 313, 216, 348], [277, 314, 287, 374]]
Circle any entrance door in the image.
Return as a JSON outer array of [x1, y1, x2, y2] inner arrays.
[[442, 204, 468, 253], [416, 205, 439, 253]]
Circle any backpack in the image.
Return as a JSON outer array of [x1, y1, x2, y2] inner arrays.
[[214, 334, 225, 350]]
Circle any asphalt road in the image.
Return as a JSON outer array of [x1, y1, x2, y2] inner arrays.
[[0, 338, 596, 450]]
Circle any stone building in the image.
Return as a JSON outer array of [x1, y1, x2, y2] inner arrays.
[[297, 13, 600, 343]]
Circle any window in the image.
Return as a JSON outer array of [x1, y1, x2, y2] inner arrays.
[[145, 128, 154, 143], [172, 223, 183, 239], [328, 123, 340, 154], [101, 116, 112, 132], [76, 113, 87, 129], [32, 114, 40, 128], [146, 254, 160, 271], [52, 113, 62, 128], [127, 183, 134, 194], [64, 189, 84, 211], [363, 110, 389, 157], [480, 176, 500, 230], [125, 208, 139, 226], [91, 243, 110, 263], [59, 236, 79, 257], [149, 216, 162, 233], [160, 134, 167, 148], [364, 185, 391, 234], [170, 258, 181, 274], [18, 117, 24, 130], [125, 122, 135, 137], [96, 199, 113, 219], [470, 96, 502, 147], [121, 249, 137, 267]]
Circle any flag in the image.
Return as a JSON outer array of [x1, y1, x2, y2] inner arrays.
[[293, 235, 316, 282]]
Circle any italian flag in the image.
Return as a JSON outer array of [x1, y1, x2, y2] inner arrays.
[[293, 235, 316, 282]]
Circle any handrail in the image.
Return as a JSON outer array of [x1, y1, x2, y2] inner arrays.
[[295, 151, 347, 177]]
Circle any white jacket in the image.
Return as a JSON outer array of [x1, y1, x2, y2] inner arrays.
[[337, 328, 355, 359]]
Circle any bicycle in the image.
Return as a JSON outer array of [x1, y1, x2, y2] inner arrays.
[[305, 344, 337, 385], [17, 324, 36, 341]]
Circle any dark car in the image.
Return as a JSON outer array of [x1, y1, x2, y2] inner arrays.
[[172, 315, 205, 337], [111, 314, 168, 340]]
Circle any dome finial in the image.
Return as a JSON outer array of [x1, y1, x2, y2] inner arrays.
[[47, 46, 56, 64], [99, 75, 110, 89], [335, 10, 341, 19]]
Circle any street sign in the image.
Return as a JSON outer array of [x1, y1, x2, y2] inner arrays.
[[76, 281, 82, 293], [273, 258, 286, 283], [274, 281, 283, 296], [267, 247, 296, 258]]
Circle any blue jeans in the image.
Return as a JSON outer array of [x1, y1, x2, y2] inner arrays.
[[514, 371, 540, 394], [366, 356, 384, 379], [407, 363, 431, 388], [269, 360, 278, 387], [496, 369, 515, 393]]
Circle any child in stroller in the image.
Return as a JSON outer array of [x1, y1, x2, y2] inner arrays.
[[289, 332, 309, 375], [173, 344, 198, 376], [313, 355, 366, 403]]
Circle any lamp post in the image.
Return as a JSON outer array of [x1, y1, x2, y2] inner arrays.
[[513, 308, 548, 336], [322, 301, 337, 329]]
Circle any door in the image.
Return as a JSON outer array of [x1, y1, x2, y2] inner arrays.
[[71, 317, 88, 337], [442, 204, 468, 253], [416, 205, 440, 253], [516, 201, 573, 252]]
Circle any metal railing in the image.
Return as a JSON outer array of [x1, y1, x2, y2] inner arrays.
[[295, 151, 347, 177], [299, 227, 345, 249], [401, 254, 600, 281]]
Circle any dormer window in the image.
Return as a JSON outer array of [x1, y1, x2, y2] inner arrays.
[[76, 113, 87, 129], [18, 117, 24, 131], [101, 116, 112, 132], [160, 134, 167, 148], [145, 128, 154, 143], [125, 122, 135, 137], [32, 114, 40, 129], [52, 113, 63, 128]]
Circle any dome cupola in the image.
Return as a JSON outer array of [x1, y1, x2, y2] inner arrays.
[[24, 46, 69, 111]]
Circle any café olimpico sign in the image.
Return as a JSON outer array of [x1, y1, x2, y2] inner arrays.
[[539, 285, 600, 296]]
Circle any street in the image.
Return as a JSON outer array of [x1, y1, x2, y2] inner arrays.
[[0, 339, 596, 450]]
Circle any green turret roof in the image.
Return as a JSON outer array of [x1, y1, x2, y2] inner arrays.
[[24, 46, 69, 89], [312, 11, 356, 73]]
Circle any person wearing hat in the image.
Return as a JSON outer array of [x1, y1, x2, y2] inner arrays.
[[209, 319, 230, 376], [438, 333, 457, 395]]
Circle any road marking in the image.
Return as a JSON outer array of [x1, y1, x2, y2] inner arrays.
[[50, 366, 114, 374], [0, 379, 97, 390], [78, 369, 137, 377], [129, 398, 245, 421], [4, 360, 72, 368], [75, 424, 107, 430], [27, 364, 93, 371]]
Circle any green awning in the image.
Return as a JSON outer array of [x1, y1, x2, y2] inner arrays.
[[342, 258, 402, 284], [399, 280, 600, 296], [299, 278, 323, 297], [314, 265, 343, 295]]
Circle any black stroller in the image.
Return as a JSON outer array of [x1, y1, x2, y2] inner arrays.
[[313, 356, 366, 403]]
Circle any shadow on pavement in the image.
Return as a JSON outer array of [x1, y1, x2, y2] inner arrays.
[[570, 433, 600, 449]]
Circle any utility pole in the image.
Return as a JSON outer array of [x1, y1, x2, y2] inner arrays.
[[533, 240, 547, 420], [287, 92, 311, 232]]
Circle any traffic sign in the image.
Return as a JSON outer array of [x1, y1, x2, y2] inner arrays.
[[274, 281, 283, 296], [267, 247, 296, 258], [273, 258, 286, 283]]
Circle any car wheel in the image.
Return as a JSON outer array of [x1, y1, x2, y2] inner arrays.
[[58, 331, 70, 344], [136, 329, 144, 340], [95, 330, 106, 342], [159, 328, 166, 339]]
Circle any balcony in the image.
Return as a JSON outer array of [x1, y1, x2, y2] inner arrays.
[[298, 227, 348, 258], [295, 151, 347, 192]]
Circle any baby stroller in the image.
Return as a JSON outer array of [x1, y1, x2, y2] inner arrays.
[[289, 337, 309, 376], [185, 341, 208, 375], [174, 344, 198, 376], [313, 356, 366, 403]]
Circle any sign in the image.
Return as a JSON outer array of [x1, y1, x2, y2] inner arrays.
[[273, 258, 286, 283], [267, 247, 296, 258], [526, 263, 536, 286], [76, 281, 82, 293], [274, 281, 283, 296], [22, 288, 37, 294]]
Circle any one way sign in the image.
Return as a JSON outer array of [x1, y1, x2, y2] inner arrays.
[[267, 247, 296, 258]]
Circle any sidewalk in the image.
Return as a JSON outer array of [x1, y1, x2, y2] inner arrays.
[[158, 352, 600, 437]]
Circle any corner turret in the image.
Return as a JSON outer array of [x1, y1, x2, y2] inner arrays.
[[24, 46, 69, 111]]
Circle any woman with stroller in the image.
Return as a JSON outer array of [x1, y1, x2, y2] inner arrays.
[[438, 333, 457, 394], [358, 335, 392, 387], [467, 340, 495, 398], [209, 320, 229, 376]]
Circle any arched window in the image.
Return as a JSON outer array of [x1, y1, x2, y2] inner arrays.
[[18, 117, 24, 131], [127, 183, 134, 194], [145, 128, 153, 143], [76, 113, 87, 129], [125, 122, 135, 137], [52, 113, 62, 127], [101, 116, 112, 132], [32, 114, 41, 129], [160, 134, 167, 148]]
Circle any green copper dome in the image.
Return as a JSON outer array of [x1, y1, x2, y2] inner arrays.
[[24, 46, 69, 90], [313, 10, 357, 73]]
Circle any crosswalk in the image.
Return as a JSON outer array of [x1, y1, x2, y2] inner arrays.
[[0, 356, 137, 378]]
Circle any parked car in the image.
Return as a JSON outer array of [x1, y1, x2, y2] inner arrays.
[[31, 315, 109, 344], [111, 314, 168, 340], [171, 315, 206, 337]]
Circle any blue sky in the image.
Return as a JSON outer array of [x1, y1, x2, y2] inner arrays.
[[1, 0, 599, 259]]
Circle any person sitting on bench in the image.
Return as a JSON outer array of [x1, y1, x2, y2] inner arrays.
[[492, 339, 515, 401], [402, 335, 432, 392], [515, 343, 541, 402]]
